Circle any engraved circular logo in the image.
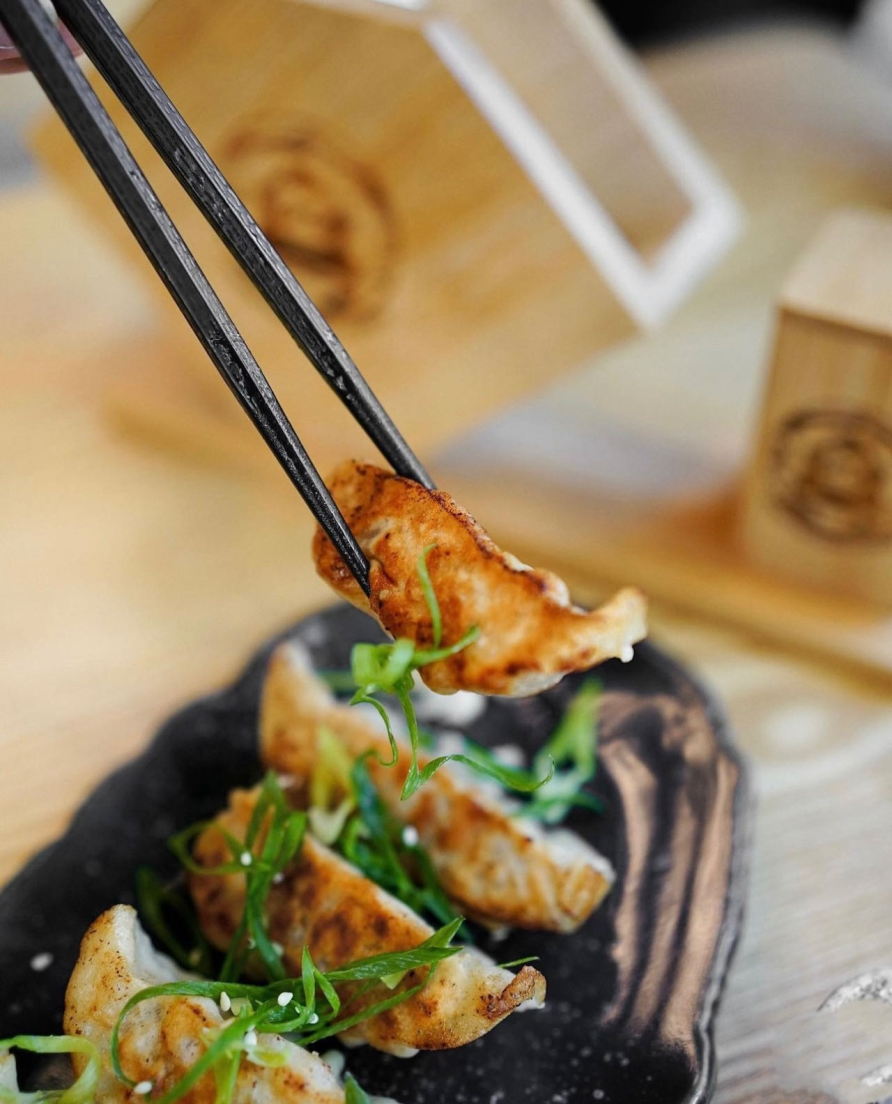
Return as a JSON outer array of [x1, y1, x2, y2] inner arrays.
[[224, 119, 397, 322], [770, 409, 892, 543]]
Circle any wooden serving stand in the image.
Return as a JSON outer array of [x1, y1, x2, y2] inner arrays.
[[31, 0, 737, 474]]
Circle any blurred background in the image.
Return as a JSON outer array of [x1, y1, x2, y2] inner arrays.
[[1, 2, 891, 1101], [0, 0, 880, 186], [0, 0, 878, 183]]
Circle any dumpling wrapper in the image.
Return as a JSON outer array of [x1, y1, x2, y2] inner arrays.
[[312, 461, 647, 697], [261, 643, 614, 934], [64, 905, 346, 1104], [188, 788, 545, 1058]]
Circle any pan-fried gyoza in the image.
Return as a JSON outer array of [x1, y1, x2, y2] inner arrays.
[[63, 906, 347, 1104], [187, 787, 546, 1057], [312, 461, 647, 697], [261, 643, 613, 933]]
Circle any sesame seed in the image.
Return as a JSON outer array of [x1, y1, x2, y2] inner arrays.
[[271, 942, 284, 955], [402, 826, 419, 847], [134, 1082, 153, 1096], [272, 872, 285, 885], [219, 992, 231, 1013], [244, 1030, 258, 1046], [307, 1013, 319, 1025], [30, 952, 53, 972], [277, 992, 293, 1007], [620, 644, 634, 664], [239, 852, 252, 866]]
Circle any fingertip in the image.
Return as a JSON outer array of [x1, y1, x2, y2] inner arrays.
[[0, 12, 83, 74], [0, 57, 30, 75]]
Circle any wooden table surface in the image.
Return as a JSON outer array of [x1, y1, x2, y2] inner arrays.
[[1, 22, 891, 1104]]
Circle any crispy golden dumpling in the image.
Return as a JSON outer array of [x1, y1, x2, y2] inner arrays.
[[261, 643, 613, 933], [188, 788, 545, 1058], [64, 905, 346, 1104], [312, 461, 647, 697]]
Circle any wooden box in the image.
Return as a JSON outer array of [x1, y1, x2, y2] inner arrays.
[[32, 0, 738, 472], [741, 209, 892, 608]]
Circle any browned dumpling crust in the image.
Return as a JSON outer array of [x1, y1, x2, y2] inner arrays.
[[63, 905, 346, 1104], [261, 643, 614, 934], [312, 460, 647, 697], [188, 788, 545, 1057]]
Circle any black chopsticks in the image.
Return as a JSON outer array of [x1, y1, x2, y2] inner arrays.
[[1, 0, 435, 597]]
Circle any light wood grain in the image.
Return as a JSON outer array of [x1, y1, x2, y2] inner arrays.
[[432, 0, 693, 259], [782, 208, 892, 338]]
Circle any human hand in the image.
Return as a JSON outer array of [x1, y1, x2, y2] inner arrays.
[[0, 3, 81, 74]]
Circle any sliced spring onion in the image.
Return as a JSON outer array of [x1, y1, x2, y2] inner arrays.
[[343, 1074, 372, 1104], [170, 772, 307, 982], [0, 1037, 99, 1104], [495, 956, 540, 970], [338, 756, 463, 934], [135, 866, 214, 976], [416, 543, 441, 649], [346, 546, 553, 801]]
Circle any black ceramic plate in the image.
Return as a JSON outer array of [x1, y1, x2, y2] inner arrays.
[[0, 604, 751, 1104]]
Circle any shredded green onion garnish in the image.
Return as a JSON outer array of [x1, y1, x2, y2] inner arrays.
[[434, 681, 603, 825], [110, 922, 462, 1104], [338, 756, 464, 936], [310, 726, 355, 812], [135, 867, 214, 976], [318, 671, 359, 693], [326, 556, 602, 820], [307, 725, 356, 845], [170, 771, 307, 982], [0, 1036, 99, 1104], [495, 956, 540, 970], [344, 1074, 372, 1104], [525, 680, 603, 823], [347, 546, 554, 802], [416, 543, 442, 648]]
